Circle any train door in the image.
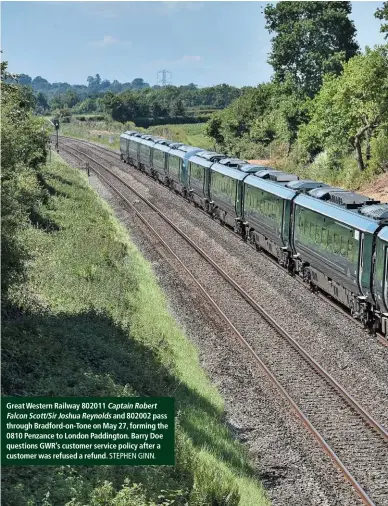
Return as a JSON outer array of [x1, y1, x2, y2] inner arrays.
[[358, 232, 365, 296], [358, 231, 373, 299], [384, 246, 388, 310]]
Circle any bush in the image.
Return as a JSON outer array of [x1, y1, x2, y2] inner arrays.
[[369, 129, 388, 175], [1, 62, 48, 297]]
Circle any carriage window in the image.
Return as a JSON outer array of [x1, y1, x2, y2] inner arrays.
[[315, 226, 321, 243], [347, 240, 354, 263], [333, 233, 340, 254], [327, 229, 332, 251], [309, 223, 315, 241], [321, 227, 327, 246], [340, 236, 347, 257], [298, 214, 304, 231]]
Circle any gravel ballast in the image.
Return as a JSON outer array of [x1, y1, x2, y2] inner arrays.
[[60, 142, 388, 505]]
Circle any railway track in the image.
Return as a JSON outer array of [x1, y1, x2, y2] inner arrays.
[[55, 136, 388, 348], [60, 138, 388, 506]]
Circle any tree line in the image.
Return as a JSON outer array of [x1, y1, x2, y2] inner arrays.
[[206, 1, 388, 179], [10, 71, 243, 120]]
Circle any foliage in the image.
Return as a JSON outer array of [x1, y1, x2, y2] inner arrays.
[[147, 123, 214, 151], [99, 85, 240, 124], [206, 80, 309, 158], [1, 59, 48, 297], [264, 1, 359, 96], [375, 2, 388, 39], [369, 126, 388, 174], [298, 45, 388, 171], [9, 71, 242, 118]]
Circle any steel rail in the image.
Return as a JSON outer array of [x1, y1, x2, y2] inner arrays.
[[62, 142, 381, 506], [59, 136, 388, 346], [63, 141, 388, 438]]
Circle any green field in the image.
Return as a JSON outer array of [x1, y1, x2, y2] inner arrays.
[[147, 123, 214, 151], [2, 153, 269, 506], [57, 118, 214, 152]]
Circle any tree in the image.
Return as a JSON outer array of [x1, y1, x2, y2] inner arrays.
[[17, 73, 32, 86], [298, 46, 388, 171], [87, 74, 101, 90], [375, 2, 388, 39], [169, 98, 185, 117], [100, 79, 111, 90], [76, 97, 97, 113], [31, 76, 50, 91], [36, 92, 49, 113], [264, 1, 359, 96], [62, 89, 79, 108], [1, 60, 48, 294], [131, 78, 149, 90]]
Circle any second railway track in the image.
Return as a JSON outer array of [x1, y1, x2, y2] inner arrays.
[[60, 137, 388, 506], [58, 136, 388, 347]]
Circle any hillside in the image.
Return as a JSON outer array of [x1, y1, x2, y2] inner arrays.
[[360, 172, 388, 203]]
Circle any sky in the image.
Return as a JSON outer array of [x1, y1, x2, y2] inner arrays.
[[1, 1, 387, 88]]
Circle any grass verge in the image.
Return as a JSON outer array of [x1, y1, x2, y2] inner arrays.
[[2, 153, 269, 506]]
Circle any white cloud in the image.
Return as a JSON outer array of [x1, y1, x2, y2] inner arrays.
[[89, 36, 131, 48]]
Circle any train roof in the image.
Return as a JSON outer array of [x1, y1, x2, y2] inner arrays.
[[120, 132, 132, 140], [244, 174, 297, 200], [136, 136, 156, 147], [210, 163, 247, 182], [253, 169, 282, 179], [189, 151, 226, 167], [219, 156, 248, 169], [195, 151, 226, 162], [359, 204, 388, 220], [268, 172, 299, 183], [238, 164, 273, 174], [308, 187, 348, 199], [154, 138, 176, 146], [294, 194, 379, 234], [286, 180, 329, 192], [327, 191, 378, 209], [378, 226, 388, 243], [153, 141, 174, 153], [169, 145, 202, 159]]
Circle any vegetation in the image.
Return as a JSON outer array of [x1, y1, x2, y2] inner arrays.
[[2, 60, 268, 506], [375, 2, 388, 38], [8, 71, 242, 124], [58, 119, 133, 150], [206, 2, 388, 189], [143, 124, 214, 151], [100, 85, 241, 124], [264, 1, 359, 96], [58, 119, 213, 152], [298, 46, 388, 173]]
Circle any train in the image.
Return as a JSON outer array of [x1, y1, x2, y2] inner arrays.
[[119, 130, 388, 337]]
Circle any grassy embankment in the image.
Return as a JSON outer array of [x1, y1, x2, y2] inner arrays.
[[58, 119, 214, 152], [2, 153, 269, 506]]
